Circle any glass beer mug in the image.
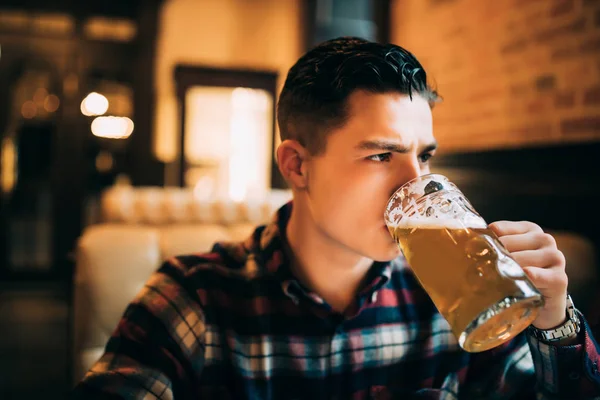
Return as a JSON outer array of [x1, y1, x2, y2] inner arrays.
[[384, 174, 544, 352]]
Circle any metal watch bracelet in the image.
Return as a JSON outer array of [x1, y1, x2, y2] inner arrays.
[[528, 294, 580, 343]]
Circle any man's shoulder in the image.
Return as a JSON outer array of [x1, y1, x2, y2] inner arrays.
[[159, 234, 266, 284]]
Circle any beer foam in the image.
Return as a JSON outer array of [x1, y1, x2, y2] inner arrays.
[[408, 179, 430, 196], [391, 215, 487, 230], [385, 177, 487, 230], [406, 175, 450, 197]]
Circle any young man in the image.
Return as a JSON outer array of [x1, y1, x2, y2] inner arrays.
[[74, 37, 600, 399]]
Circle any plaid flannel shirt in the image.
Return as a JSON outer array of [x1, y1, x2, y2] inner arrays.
[[74, 203, 600, 399]]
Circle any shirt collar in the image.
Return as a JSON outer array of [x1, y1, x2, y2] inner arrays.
[[249, 201, 393, 302]]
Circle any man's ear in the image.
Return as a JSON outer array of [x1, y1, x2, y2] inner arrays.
[[276, 140, 309, 190]]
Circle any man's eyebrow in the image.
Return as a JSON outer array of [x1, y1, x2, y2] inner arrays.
[[421, 142, 438, 153], [355, 140, 411, 153], [355, 139, 438, 153]]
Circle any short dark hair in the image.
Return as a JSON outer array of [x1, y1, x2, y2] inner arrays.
[[277, 37, 440, 155]]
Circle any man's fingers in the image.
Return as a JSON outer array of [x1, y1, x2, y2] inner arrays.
[[510, 249, 566, 270], [522, 266, 568, 295], [497, 232, 556, 253], [489, 220, 543, 236], [498, 233, 539, 253]]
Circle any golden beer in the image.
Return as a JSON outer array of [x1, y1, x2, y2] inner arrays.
[[385, 174, 544, 352], [390, 224, 541, 352]]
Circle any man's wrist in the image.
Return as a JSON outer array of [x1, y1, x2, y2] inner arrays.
[[552, 331, 580, 346], [531, 310, 568, 331], [528, 294, 581, 345]]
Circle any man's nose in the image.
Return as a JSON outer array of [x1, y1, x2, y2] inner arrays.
[[389, 156, 422, 197]]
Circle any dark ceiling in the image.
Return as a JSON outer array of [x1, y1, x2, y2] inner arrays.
[[0, 0, 155, 18]]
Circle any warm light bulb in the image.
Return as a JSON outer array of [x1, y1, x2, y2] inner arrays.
[[44, 95, 60, 112], [81, 92, 109, 116], [91, 116, 134, 139], [21, 101, 37, 119]]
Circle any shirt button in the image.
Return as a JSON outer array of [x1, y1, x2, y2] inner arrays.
[[568, 371, 580, 380], [371, 292, 378, 303]]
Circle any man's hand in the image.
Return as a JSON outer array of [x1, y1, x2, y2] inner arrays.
[[489, 221, 568, 330]]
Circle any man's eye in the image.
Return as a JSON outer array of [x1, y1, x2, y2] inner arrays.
[[367, 153, 392, 162], [419, 153, 433, 163]]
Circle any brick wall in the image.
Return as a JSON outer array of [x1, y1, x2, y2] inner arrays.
[[391, 0, 600, 152]]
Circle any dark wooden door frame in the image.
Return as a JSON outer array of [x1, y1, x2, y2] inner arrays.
[[173, 65, 281, 188]]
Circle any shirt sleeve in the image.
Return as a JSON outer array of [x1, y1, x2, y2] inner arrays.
[[525, 312, 600, 399], [462, 312, 600, 399], [72, 259, 207, 400]]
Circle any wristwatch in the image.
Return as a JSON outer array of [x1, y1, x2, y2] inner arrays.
[[528, 294, 580, 343]]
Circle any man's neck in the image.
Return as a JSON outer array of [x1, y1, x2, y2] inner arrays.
[[285, 202, 374, 314]]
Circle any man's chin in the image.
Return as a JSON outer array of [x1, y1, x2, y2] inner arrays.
[[369, 245, 401, 262], [352, 231, 400, 261]]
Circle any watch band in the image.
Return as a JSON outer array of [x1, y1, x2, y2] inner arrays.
[[528, 294, 580, 343]]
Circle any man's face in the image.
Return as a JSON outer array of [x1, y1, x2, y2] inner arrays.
[[303, 90, 436, 261]]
